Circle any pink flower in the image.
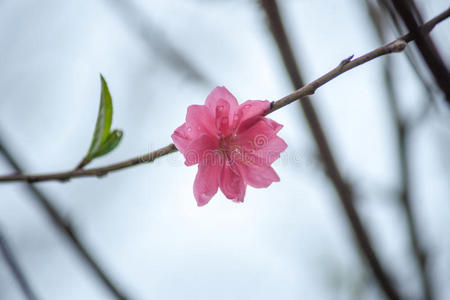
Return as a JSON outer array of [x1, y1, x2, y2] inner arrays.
[[171, 86, 287, 206]]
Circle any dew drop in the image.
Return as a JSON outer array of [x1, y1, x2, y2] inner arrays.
[[187, 126, 192, 132], [217, 105, 224, 111]]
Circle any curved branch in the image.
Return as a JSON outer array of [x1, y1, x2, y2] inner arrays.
[[0, 7, 448, 184]]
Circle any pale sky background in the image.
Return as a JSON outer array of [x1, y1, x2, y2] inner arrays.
[[0, 0, 449, 299]]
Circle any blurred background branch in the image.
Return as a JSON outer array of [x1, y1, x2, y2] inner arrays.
[[378, 0, 438, 113], [390, 0, 450, 103], [108, 0, 213, 87], [259, 0, 401, 299], [365, 2, 434, 299], [0, 225, 39, 300], [0, 134, 129, 300]]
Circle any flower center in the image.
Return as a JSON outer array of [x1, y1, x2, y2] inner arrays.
[[218, 134, 246, 164]]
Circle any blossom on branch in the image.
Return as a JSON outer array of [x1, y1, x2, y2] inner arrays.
[[172, 86, 287, 206]]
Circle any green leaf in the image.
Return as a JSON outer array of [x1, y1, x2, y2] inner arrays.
[[86, 74, 113, 158], [92, 129, 123, 158], [77, 74, 123, 169]]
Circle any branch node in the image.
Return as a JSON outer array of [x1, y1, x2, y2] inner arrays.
[[340, 55, 354, 67], [389, 40, 407, 53], [96, 171, 108, 178], [58, 177, 70, 183]]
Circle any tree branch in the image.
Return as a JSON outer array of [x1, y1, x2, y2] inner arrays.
[[0, 143, 177, 183], [0, 226, 39, 300], [0, 7, 448, 184]]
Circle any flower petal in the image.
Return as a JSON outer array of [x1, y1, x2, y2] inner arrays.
[[184, 134, 219, 166], [262, 117, 283, 134], [238, 163, 280, 188], [257, 135, 288, 165], [234, 100, 270, 133], [214, 98, 231, 136], [171, 123, 192, 153], [186, 105, 217, 138], [205, 86, 239, 113], [234, 117, 287, 165], [219, 162, 246, 202], [194, 162, 221, 206]]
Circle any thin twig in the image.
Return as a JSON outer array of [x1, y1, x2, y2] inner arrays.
[[365, 2, 434, 299], [0, 226, 39, 300], [0, 8, 449, 184], [267, 39, 406, 113], [0, 144, 177, 183], [0, 138, 130, 300]]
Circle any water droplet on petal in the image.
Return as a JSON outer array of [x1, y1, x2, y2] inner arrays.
[[217, 105, 224, 111], [187, 126, 192, 132]]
